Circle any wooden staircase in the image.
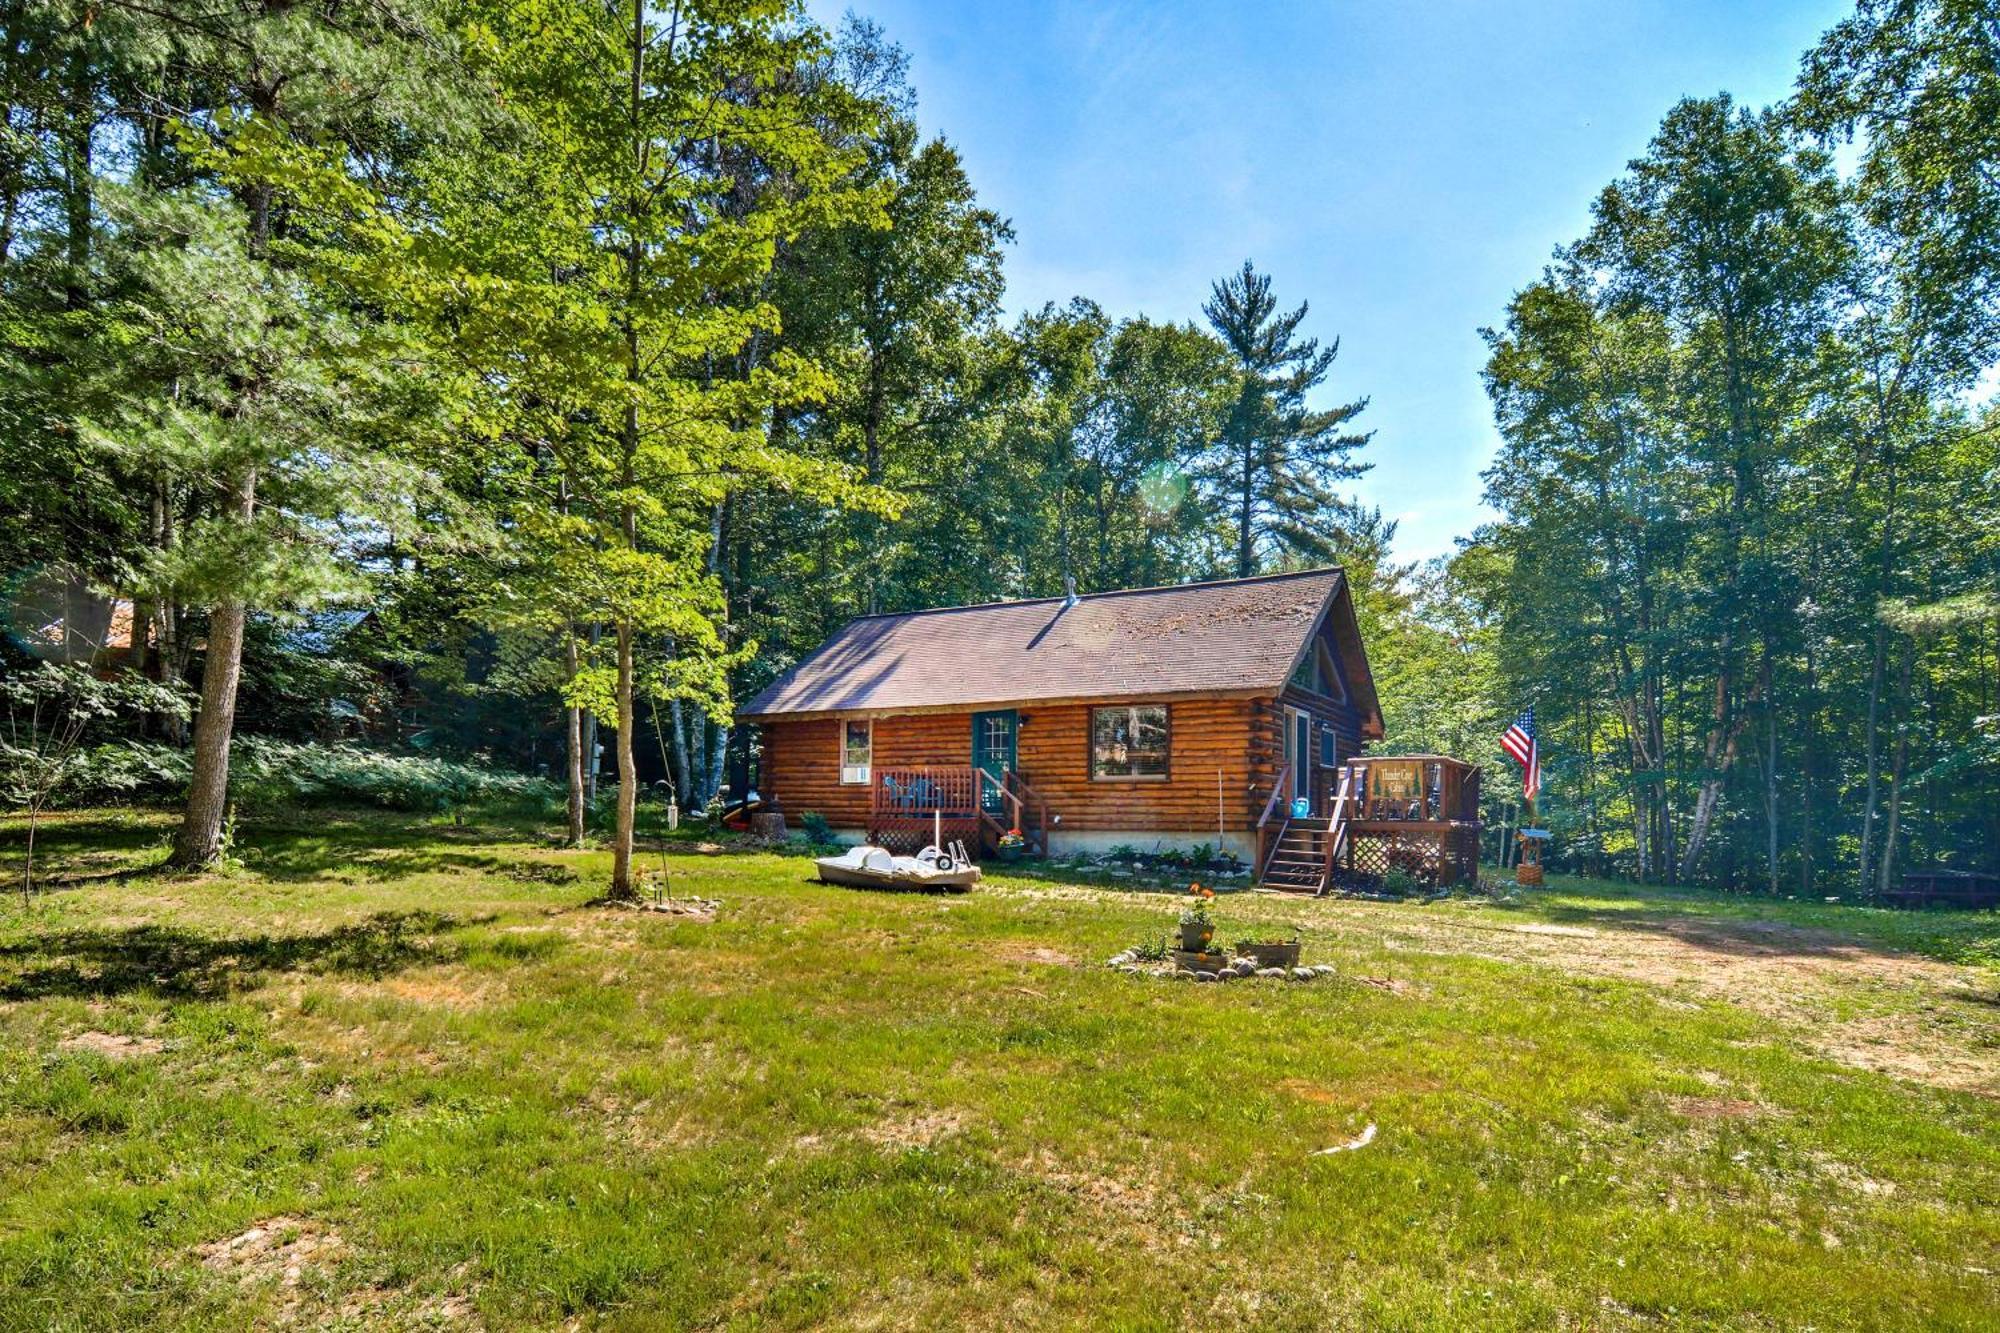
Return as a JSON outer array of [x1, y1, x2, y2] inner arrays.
[[976, 768, 1053, 858], [1261, 816, 1333, 892], [1256, 765, 1357, 895]]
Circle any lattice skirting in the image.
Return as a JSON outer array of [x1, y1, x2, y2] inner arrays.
[[1345, 827, 1479, 886], [867, 816, 982, 855]]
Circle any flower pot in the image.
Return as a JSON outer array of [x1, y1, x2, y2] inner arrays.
[[1241, 941, 1301, 969], [1178, 923, 1213, 952], [1171, 949, 1230, 974], [995, 844, 1023, 864]]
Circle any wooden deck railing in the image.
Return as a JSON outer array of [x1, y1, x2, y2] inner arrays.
[[872, 766, 979, 816], [868, 767, 982, 854], [1315, 764, 1360, 896], [867, 766, 1050, 858]]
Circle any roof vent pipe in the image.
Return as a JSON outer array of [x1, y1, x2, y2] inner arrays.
[[1062, 574, 1078, 609]]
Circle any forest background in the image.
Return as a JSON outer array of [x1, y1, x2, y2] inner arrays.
[[2, 0, 1995, 898]]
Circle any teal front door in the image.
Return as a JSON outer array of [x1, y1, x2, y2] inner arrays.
[[971, 709, 1018, 816]]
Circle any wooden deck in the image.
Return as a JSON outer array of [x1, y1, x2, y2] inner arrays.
[[866, 765, 1049, 858], [1258, 756, 1482, 892]]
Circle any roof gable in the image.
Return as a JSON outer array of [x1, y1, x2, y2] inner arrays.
[[741, 569, 1372, 720]]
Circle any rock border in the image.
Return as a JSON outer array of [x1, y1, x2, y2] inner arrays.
[[1103, 949, 1339, 984]]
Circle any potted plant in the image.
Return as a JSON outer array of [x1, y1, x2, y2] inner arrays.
[[996, 828, 1026, 863], [1178, 884, 1216, 951]]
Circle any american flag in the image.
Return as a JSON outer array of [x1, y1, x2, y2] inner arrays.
[[1501, 707, 1540, 800]]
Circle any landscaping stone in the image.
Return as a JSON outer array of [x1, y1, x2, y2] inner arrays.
[[1102, 946, 1323, 985]]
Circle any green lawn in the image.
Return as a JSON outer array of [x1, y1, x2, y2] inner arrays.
[[2, 807, 1996, 1330]]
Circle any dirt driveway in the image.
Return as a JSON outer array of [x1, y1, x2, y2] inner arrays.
[[1317, 904, 1999, 1095]]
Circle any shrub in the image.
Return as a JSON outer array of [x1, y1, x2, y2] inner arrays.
[[229, 739, 559, 814], [800, 811, 833, 845], [1382, 869, 1418, 897], [2, 664, 191, 894], [54, 737, 559, 815]]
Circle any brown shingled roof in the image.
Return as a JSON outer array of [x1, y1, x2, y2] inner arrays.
[[740, 568, 1379, 727]]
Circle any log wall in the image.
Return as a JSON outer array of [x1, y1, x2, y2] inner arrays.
[[759, 697, 1267, 832], [757, 612, 1373, 835]]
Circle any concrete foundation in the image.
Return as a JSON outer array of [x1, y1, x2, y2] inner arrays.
[[1045, 829, 1256, 863]]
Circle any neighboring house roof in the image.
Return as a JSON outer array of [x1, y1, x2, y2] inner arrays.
[[740, 568, 1382, 734], [281, 608, 373, 655]]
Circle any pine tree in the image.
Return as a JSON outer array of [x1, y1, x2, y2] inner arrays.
[[1200, 261, 1371, 577]]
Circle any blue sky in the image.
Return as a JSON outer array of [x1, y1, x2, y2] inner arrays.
[[803, 0, 1853, 563]]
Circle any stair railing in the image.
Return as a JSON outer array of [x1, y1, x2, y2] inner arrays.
[[975, 767, 1032, 856], [1316, 764, 1360, 896], [1003, 770, 1051, 855], [1255, 764, 1292, 884]]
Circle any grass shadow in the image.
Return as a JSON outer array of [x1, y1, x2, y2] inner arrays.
[[1508, 876, 2000, 970], [0, 909, 478, 1001]]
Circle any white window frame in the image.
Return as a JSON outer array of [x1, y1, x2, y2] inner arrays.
[[839, 718, 872, 785], [1286, 705, 1312, 801]]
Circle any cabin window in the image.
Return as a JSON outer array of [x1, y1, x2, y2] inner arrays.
[[1318, 642, 1347, 703], [1319, 724, 1337, 767], [839, 719, 872, 784], [1091, 705, 1170, 780], [1291, 641, 1348, 702]]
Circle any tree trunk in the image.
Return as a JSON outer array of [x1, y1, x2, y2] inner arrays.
[[863, 363, 884, 615], [583, 622, 601, 808], [1678, 645, 1753, 882], [1799, 617, 1818, 896], [1876, 639, 1914, 899], [1236, 432, 1254, 579], [170, 468, 256, 868], [1859, 622, 1887, 889], [707, 713, 729, 805], [1760, 652, 1779, 896], [1617, 696, 1652, 880], [1858, 462, 1899, 888], [669, 695, 692, 804], [60, 42, 92, 311], [563, 631, 585, 846], [610, 619, 638, 900], [603, 0, 647, 902]]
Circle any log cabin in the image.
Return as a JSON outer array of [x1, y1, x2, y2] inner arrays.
[[739, 568, 1476, 890]]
